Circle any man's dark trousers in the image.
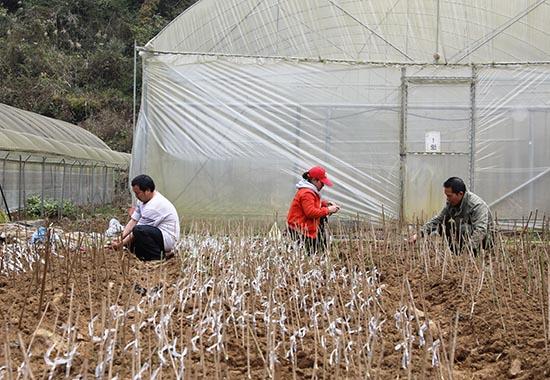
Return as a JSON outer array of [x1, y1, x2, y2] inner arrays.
[[130, 225, 165, 261]]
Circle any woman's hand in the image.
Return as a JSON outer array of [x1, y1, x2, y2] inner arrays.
[[328, 204, 340, 215]]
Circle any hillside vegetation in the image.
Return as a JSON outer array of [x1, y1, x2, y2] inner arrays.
[[0, 0, 196, 152]]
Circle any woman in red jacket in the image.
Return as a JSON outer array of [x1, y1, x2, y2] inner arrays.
[[287, 166, 340, 253]]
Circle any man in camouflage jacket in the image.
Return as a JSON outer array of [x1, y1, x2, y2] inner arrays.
[[411, 177, 494, 253]]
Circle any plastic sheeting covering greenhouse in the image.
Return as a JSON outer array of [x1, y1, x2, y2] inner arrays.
[[0, 103, 130, 213], [132, 0, 550, 221]]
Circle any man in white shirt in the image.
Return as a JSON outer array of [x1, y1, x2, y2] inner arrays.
[[112, 174, 180, 260]]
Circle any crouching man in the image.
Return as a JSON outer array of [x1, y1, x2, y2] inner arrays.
[[112, 174, 180, 260], [409, 177, 494, 254]]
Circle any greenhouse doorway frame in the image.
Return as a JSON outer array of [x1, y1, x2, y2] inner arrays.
[[399, 66, 477, 222]]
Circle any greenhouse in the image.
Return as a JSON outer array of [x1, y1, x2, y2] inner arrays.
[[132, 0, 550, 221], [0, 103, 130, 216]]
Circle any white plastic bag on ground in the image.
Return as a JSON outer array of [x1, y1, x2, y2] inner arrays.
[[105, 218, 123, 238]]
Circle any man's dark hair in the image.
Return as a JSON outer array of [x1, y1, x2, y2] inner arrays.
[[443, 177, 466, 194], [131, 174, 155, 192]]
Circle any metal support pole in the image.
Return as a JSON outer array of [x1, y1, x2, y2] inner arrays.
[[22, 155, 30, 216], [0, 183, 10, 221], [50, 163, 55, 202], [399, 66, 407, 223], [140, 63, 150, 178], [90, 164, 95, 205], [103, 164, 108, 204], [115, 166, 121, 198], [79, 163, 84, 205], [18, 155, 22, 219], [1, 153, 6, 192], [435, 0, 440, 56], [67, 161, 72, 203], [1, 153, 7, 217], [40, 157, 46, 218], [112, 167, 117, 199], [133, 40, 138, 136], [60, 159, 66, 218], [70, 161, 77, 202], [469, 65, 477, 192]]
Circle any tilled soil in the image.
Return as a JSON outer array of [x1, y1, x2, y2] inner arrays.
[[0, 227, 548, 379]]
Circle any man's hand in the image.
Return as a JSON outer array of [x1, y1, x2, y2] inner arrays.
[[408, 233, 418, 244], [109, 240, 124, 250]]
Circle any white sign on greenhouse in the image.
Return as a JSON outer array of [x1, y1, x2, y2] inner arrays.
[[425, 132, 441, 153]]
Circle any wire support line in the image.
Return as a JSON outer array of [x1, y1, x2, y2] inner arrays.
[[356, 0, 403, 58], [489, 166, 550, 207], [207, 0, 267, 54], [450, 0, 548, 63], [325, 0, 414, 61]]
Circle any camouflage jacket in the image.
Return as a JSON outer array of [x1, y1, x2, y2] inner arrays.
[[422, 191, 494, 248]]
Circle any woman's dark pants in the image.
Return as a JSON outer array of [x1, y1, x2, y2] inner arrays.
[[288, 217, 328, 254]]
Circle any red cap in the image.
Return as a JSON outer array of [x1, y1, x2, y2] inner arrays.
[[308, 166, 333, 187]]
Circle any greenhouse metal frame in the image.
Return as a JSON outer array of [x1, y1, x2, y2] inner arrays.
[[0, 103, 130, 218], [131, 0, 550, 221]]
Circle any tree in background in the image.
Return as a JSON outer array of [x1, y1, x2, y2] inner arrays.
[[0, 0, 196, 152]]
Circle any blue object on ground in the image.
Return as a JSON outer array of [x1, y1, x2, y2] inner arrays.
[[31, 226, 47, 244]]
